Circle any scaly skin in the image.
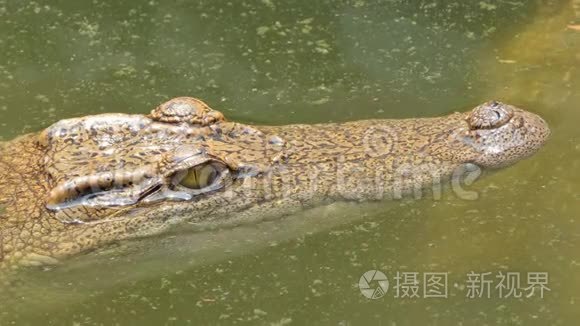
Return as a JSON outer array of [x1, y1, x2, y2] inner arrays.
[[0, 98, 549, 273]]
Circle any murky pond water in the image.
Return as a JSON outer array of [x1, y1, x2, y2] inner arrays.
[[1, 0, 579, 325]]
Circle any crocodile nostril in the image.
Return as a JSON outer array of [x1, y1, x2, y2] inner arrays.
[[467, 101, 514, 130]]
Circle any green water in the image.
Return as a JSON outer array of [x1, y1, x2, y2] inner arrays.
[[1, 0, 579, 325]]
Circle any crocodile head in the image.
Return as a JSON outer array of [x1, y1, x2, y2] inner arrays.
[[0, 97, 549, 269]]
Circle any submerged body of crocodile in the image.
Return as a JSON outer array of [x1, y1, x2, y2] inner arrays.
[[0, 98, 549, 271]]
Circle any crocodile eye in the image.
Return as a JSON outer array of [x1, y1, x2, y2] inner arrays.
[[178, 163, 223, 189]]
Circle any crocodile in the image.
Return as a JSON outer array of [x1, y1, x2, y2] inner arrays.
[[0, 97, 550, 272]]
